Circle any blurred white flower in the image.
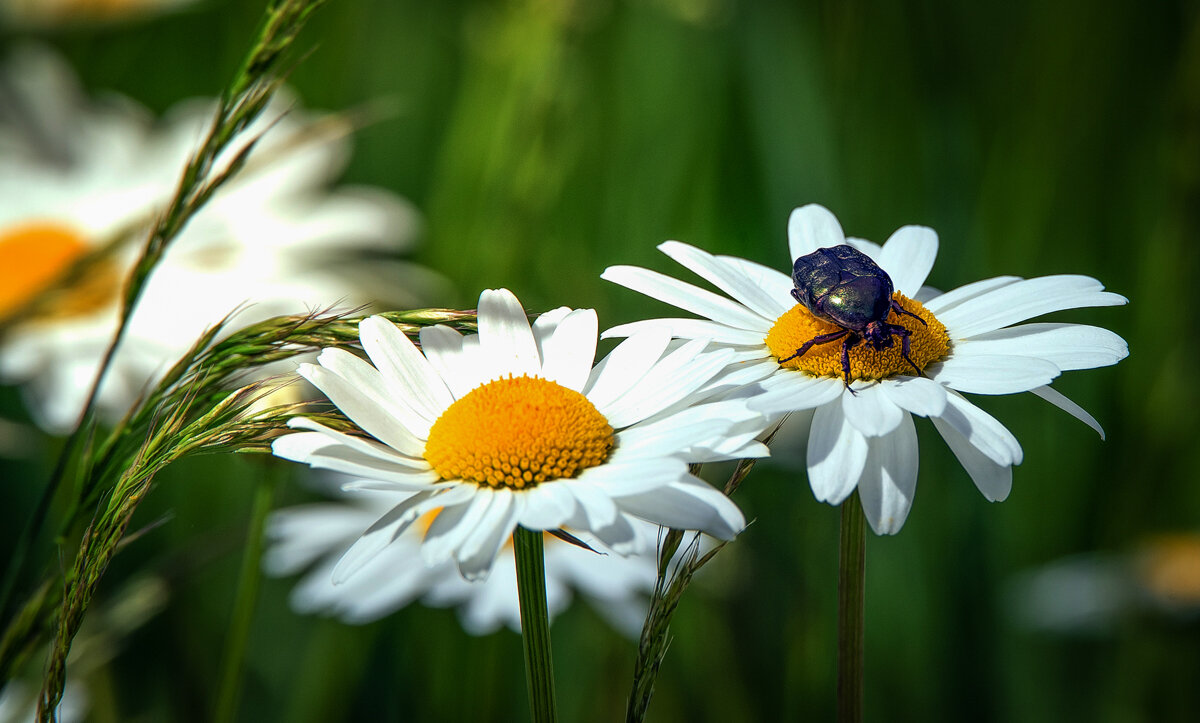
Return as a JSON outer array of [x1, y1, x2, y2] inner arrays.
[[264, 477, 661, 637], [0, 44, 434, 433], [1009, 534, 1200, 634]]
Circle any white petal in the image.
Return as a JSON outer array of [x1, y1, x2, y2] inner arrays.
[[315, 346, 433, 439], [516, 483, 578, 529], [615, 476, 745, 540], [1029, 385, 1105, 439], [806, 401, 868, 505], [659, 241, 793, 321], [567, 481, 621, 529], [611, 408, 743, 462], [273, 431, 441, 489], [584, 329, 673, 410], [358, 316, 454, 419], [600, 342, 734, 428], [844, 237, 883, 258], [418, 325, 481, 399], [478, 288, 540, 379], [951, 323, 1128, 372], [878, 376, 947, 417], [931, 416, 1013, 501], [746, 372, 846, 416], [929, 354, 1059, 395], [576, 458, 690, 496], [457, 490, 519, 580], [600, 265, 771, 330], [856, 414, 919, 535], [841, 383, 905, 437], [281, 417, 429, 468], [914, 285, 942, 303], [714, 255, 796, 318], [922, 276, 1022, 315], [421, 489, 495, 566], [878, 225, 938, 297], [933, 391, 1023, 467], [330, 490, 441, 583], [601, 318, 769, 346], [531, 306, 572, 347], [938, 275, 1128, 339], [537, 308, 598, 392], [788, 204, 846, 260], [297, 360, 425, 455]]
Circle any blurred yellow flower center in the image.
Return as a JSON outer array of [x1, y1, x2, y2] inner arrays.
[[764, 293, 949, 381], [1138, 535, 1200, 605], [0, 222, 121, 321], [424, 375, 614, 490]]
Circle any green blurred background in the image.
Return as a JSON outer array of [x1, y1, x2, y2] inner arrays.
[[2, 0, 1197, 720]]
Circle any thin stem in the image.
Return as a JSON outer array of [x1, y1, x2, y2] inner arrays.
[[213, 464, 279, 723], [513, 527, 558, 723], [837, 492, 866, 723]]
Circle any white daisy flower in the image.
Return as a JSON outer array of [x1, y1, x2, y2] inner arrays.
[[271, 288, 768, 580], [264, 477, 660, 636], [601, 203, 1128, 534], [0, 45, 430, 433]]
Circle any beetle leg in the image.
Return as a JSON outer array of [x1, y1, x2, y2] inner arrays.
[[891, 299, 927, 326], [777, 329, 849, 364], [841, 334, 862, 392], [894, 326, 924, 377]]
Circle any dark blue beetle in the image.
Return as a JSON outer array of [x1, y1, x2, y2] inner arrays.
[[779, 245, 927, 386]]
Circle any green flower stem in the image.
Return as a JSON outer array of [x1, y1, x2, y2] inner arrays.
[[838, 492, 866, 723], [514, 527, 558, 723], [213, 464, 280, 723]]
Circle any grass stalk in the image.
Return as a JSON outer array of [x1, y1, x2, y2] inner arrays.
[[212, 463, 281, 723]]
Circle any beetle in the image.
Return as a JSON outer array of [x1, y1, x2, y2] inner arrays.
[[779, 245, 927, 387]]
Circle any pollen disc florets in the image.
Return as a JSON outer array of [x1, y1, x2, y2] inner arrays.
[[424, 374, 614, 490], [764, 293, 950, 381]]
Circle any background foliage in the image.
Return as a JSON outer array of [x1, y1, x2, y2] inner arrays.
[[1, 0, 1196, 720]]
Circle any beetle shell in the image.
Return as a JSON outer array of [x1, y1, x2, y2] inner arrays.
[[791, 245, 894, 331]]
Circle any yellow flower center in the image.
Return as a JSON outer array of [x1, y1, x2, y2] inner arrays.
[[764, 293, 950, 381], [424, 375, 614, 490], [0, 221, 122, 321]]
